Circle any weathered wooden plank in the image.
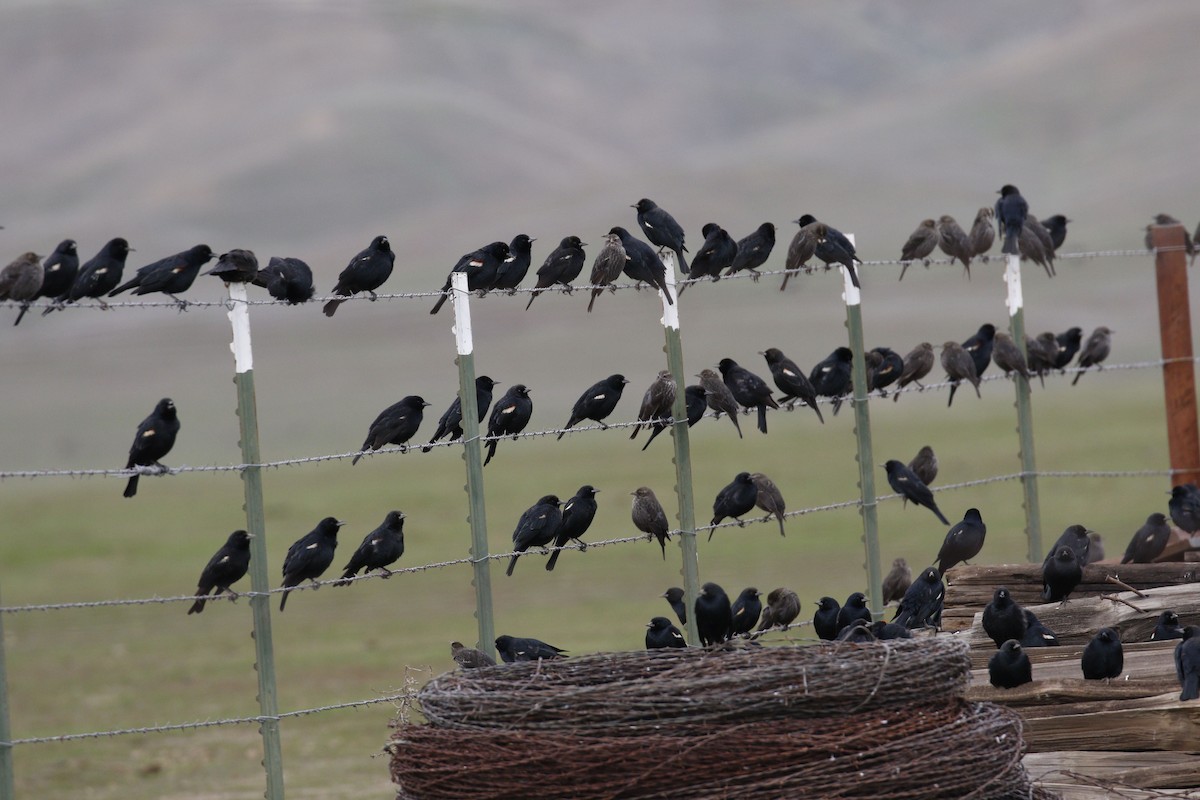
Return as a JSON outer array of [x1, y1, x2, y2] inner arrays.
[[1018, 693, 1200, 753], [943, 562, 1200, 611], [968, 639, 1180, 676], [968, 676, 1181, 707], [1024, 750, 1200, 787]]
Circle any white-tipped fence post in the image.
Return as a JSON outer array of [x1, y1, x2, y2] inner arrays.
[[1004, 253, 1043, 561]]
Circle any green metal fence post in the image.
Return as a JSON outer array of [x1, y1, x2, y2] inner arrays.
[[449, 272, 495, 661], [226, 282, 285, 800], [0, 584, 13, 800], [1004, 253, 1043, 562], [660, 258, 701, 646]]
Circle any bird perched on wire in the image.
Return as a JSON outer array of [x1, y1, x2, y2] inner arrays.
[[279, 517, 342, 610], [609, 226, 673, 304], [1153, 610, 1186, 642], [1052, 327, 1084, 371], [629, 370, 677, 443], [968, 207, 996, 259], [545, 485, 599, 572], [836, 592, 872, 634], [717, 358, 778, 434], [17, 239, 76, 325], [451, 641, 496, 669], [696, 368, 743, 438], [352, 395, 430, 464], [982, 587, 1026, 649], [881, 558, 912, 605], [809, 347, 854, 414], [492, 234, 535, 292], [645, 616, 687, 649], [962, 323, 997, 380], [1024, 216, 1057, 276], [760, 348, 823, 423], [640, 384, 705, 451], [725, 223, 776, 281], [694, 582, 733, 646], [495, 635, 566, 663], [892, 566, 945, 630], [632, 486, 671, 559], [941, 341, 981, 406], [1169, 484, 1200, 533], [662, 587, 687, 626], [187, 530, 252, 615], [525, 236, 586, 309], [813, 597, 841, 641], [252, 256, 314, 304], [907, 445, 938, 487], [797, 214, 861, 288], [893, 342, 935, 402], [323, 235, 395, 317], [730, 587, 762, 635], [1072, 326, 1113, 385], [1025, 334, 1056, 387], [45, 237, 133, 313], [506, 495, 562, 576], [484, 384, 533, 466], [204, 248, 258, 284], [988, 640, 1032, 689], [757, 587, 801, 631], [1121, 512, 1171, 564], [1042, 546, 1082, 604], [780, 217, 819, 291], [586, 232, 627, 313], [992, 332, 1032, 383], [1040, 215, 1070, 252], [709, 472, 759, 539], [633, 198, 689, 274], [1022, 609, 1059, 648], [936, 508, 987, 574], [1081, 627, 1124, 680], [750, 472, 787, 537], [898, 219, 938, 280], [995, 184, 1028, 256], [108, 244, 214, 309], [1018, 220, 1055, 278], [422, 376, 498, 452], [558, 374, 628, 439], [866, 346, 904, 397], [883, 460, 950, 525], [937, 215, 973, 279], [123, 398, 180, 498], [429, 241, 511, 315], [335, 510, 406, 585], [1177, 627, 1200, 701], [0, 251, 43, 325], [682, 223, 736, 288]]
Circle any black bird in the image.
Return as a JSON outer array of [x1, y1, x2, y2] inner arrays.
[[1177, 626, 1200, 701], [995, 184, 1028, 255], [968, 207, 996, 259], [640, 384, 705, 451], [1169, 484, 1200, 533], [898, 218, 939, 280], [1042, 546, 1082, 603], [761, 348, 823, 423], [725, 222, 776, 281], [335, 511, 406, 585], [684, 223, 736, 286], [610, 226, 674, 304], [937, 215, 973, 279], [709, 472, 759, 539], [429, 241, 511, 315], [0, 252, 43, 325], [323, 235, 395, 317], [279, 517, 342, 610], [109, 244, 214, 307], [633, 198, 689, 274], [1025, 334, 1057, 387], [936, 508, 987, 574], [871, 620, 913, 640], [1025, 215, 1057, 276], [813, 597, 841, 641], [545, 485, 599, 572], [883, 460, 950, 525], [836, 619, 876, 642], [20, 239, 77, 324], [492, 233, 534, 291], [881, 558, 912, 605], [187, 530, 252, 615], [750, 472, 787, 537], [204, 248, 258, 283], [799, 215, 862, 289], [694, 582, 733, 646], [908, 445, 938, 487], [809, 347, 854, 415], [866, 346, 905, 397], [893, 342, 935, 402], [696, 368, 743, 438], [730, 587, 762, 635], [1053, 327, 1084, 370], [1122, 512, 1171, 564], [484, 384, 533, 466], [630, 370, 677, 443], [352, 395, 430, 465], [962, 323, 997, 379], [46, 237, 133, 313], [780, 218, 818, 291], [757, 587, 801, 631], [451, 641, 496, 669], [559, 374, 628, 439], [506, 495, 562, 576], [632, 486, 671, 559], [495, 635, 566, 663], [1047, 524, 1092, 566], [123, 398, 180, 498], [1040, 215, 1070, 252], [982, 587, 1026, 648], [992, 332, 1032, 383], [646, 616, 687, 649], [941, 341, 981, 406], [718, 358, 778, 434], [1072, 326, 1113, 385], [836, 592, 872, 633], [587, 232, 627, 313], [1021, 609, 1059, 648], [1152, 610, 1186, 642], [989, 640, 1033, 689], [526, 236, 586, 309], [1081, 627, 1124, 680], [662, 587, 687, 625], [253, 256, 315, 304], [422, 376, 497, 452], [892, 566, 945, 630]]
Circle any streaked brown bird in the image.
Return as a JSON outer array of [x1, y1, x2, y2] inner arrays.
[[936, 215, 973, 279], [941, 341, 981, 407], [1072, 326, 1112, 385], [881, 557, 912, 605], [1024, 215, 1057, 276], [451, 641, 496, 669], [1143, 214, 1195, 259], [632, 486, 671, 559], [898, 219, 938, 281], [968, 207, 995, 258], [0, 251, 43, 324], [1018, 219, 1054, 278], [587, 232, 627, 313], [757, 587, 801, 630], [780, 218, 818, 291], [629, 370, 676, 442], [697, 368, 743, 438], [750, 472, 787, 537], [893, 342, 935, 402], [907, 445, 938, 486], [992, 331, 1032, 383]]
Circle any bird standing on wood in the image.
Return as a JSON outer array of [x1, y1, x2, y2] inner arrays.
[[1121, 512, 1171, 564], [1081, 627, 1124, 680], [451, 641, 496, 668], [892, 566, 945, 630], [988, 640, 1032, 688], [495, 635, 566, 662], [982, 587, 1026, 648]]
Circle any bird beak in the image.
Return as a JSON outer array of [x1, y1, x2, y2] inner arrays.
[[336, 520, 347, 527]]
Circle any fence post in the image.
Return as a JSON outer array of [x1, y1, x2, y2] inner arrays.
[[226, 282, 285, 800], [450, 272, 496, 661], [1004, 253, 1043, 562], [0, 584, 13, 800], [1151, 224, 1200, 487], [660, 258, 701, 646], [841, 238, 882, 610]]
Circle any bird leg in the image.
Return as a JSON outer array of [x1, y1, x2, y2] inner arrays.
[[380, 568, 394, 579], [572, 538, 588, 552], [750, 270, 761, 283], [153, 462, 171, 476], [309, 578, 321, 591], [223, 588, 240, 603], [169, 295, 189, 311], [368, 291, 378, 302]]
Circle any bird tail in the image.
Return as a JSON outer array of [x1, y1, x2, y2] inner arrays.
[[779, 272, 791, 292], [506, 554, 519, 577], [756, 405, 767, 435], [279, 589, 290, 611], [1183, 673, 1200, 702], [932, 505, 950, 526], [525, 291, 540, 310], [123, 474, 139, 498], [675, 249, 689, 275], [587, 288, 602, 312], [730, 413, 743, 438], [808, 399, 825, 424], [187, 595, 206, 615], [947, 383, 958, 407], [661, 284, 675, 306], [1002, 228, 1019, 255], [545, 547, 561, 572], [775, 516, 786, 537], [429, 293, 448, 315], [846, 264, 861, 289], [898, 262, 910, 282], [14, 304, 29, 326], [1071, 369, 1085, 386], [108, 279, 136, 297], [641, 427, 661, 451], [484, 440, 497, 465], [322, 298, 343, 317]]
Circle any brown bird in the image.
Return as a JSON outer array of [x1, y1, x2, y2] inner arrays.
[[1143, 214, 1196, 260], [629, 370, 676, 442], [1018, 218, 1054, 278], [941, 341, 981, 406], [936, 215, 973, 279], [893, 342, 935, 402], [898, 219, 938, 281], [631, 486, 671, 559], [907, 445, 938, 486], [1072, 326, 1113, 385], [968, 207, 995, 258], [881, 557, 912, 605], [587, 232, 627, 313], [750, 472, 787, 537], [1024, 215, 1057, 276], [992, 331, 1032, 383], [697, 368, 743, 438], [780, 219, 818, 291], [757, 587, 801, 631], [451, 641, 496, 669], [0, 251, 43, 324], [1025, 334, 1056, 387]]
